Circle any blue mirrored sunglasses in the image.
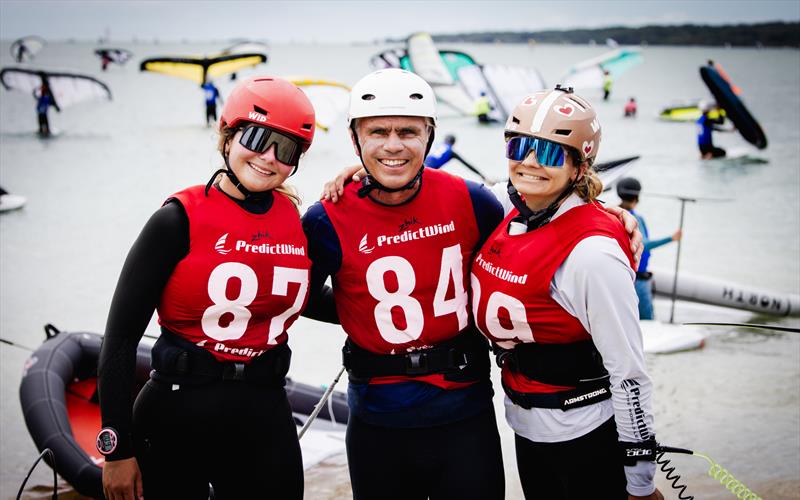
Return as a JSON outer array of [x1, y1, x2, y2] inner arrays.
[[505, 135, 566, 168]]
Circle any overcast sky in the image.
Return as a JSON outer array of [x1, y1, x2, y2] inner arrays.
[[2, 0, 798, 43]]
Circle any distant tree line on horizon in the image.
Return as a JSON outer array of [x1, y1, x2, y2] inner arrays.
[[388, 22, 799, 48]]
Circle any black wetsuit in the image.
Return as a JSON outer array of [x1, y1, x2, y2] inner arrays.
[[98, 186, 336, 499]]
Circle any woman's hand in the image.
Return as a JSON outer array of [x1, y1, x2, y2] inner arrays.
[[103, 457, 144, 500], [320, 164, 367, 203], [604, 205, 644, 267]]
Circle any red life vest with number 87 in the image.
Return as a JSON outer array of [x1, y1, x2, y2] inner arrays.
[[158, 185, 311, 363]]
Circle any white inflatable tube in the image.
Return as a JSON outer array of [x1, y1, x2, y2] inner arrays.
[[650, 267, 800, 317]]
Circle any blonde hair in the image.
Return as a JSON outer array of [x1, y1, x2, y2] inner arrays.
[[573, 163, 604, 202], [216, 125, 302, 211]]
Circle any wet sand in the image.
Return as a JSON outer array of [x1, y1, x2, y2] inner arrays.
[[17, 454, 797, 500]]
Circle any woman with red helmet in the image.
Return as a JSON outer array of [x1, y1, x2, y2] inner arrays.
[[471, 86, 663, 500], [97, 76, 315, 500]]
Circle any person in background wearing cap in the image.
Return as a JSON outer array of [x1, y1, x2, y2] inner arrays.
[[98, 76, 316, 500], [424, 134, 490, 182], [302, 68, 507, 499], [617, 177, 682, 320], [471, 87, 662, 500], [474, 90, 495, 124]]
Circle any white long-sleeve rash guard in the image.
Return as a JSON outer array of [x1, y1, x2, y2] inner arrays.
[[501, 194, 657, 497]]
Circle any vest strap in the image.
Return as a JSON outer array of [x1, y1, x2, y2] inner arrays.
[[502, 376, 611, 410], [494, 339, 608, 387], [151, 329, 290, 385], [342, 329, 491, 384]]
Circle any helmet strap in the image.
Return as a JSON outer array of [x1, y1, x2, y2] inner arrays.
[[213, 149, 265, 200], [357, 168, 424, 199], [222, 153, 256, 199], [205, 168, 227, 196], [507, 175, 580, 232]]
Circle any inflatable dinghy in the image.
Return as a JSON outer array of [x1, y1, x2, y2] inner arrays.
[[19, 325, 348, 498]]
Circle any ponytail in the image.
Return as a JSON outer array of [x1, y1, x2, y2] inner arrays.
[[573, 164, 604, 202]]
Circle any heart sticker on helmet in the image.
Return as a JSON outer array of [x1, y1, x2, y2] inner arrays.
[[555, 104, 574, 117]]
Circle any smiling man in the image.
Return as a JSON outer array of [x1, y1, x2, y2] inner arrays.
[[301, 69, 506, 500]]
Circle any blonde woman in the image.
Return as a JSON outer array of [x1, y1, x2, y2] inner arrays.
[[471, 87, 663, 500], [98, 77, 315, 500]]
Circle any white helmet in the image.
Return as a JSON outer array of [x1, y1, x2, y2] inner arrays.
[[347, 69, 437, 126]]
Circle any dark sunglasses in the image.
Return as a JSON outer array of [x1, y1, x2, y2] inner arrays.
[[239, 125, 305, 167], [505, 135, 566, 168]]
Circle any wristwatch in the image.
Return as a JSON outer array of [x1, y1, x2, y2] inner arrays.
[[96, 427, 118, 456]]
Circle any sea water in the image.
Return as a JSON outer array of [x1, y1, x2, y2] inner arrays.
[[1, 41, 798, 499]]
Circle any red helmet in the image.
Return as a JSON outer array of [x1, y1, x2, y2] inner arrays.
[[220, 76, 315, 151]]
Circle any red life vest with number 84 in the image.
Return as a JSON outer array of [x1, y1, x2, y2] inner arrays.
[[323, 169, 480, 389]]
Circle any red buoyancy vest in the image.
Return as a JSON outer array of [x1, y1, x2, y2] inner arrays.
[[323, 169, 481, 388], [471, 203, 634, 394], [158, 186, 311, 362]]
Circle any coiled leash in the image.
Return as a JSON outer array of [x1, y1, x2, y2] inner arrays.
[[648, 443, 763, 500]]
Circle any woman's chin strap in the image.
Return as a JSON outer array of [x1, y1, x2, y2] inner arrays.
[[507, 177, 579, 231], [207, 153, 274, 200], [220, 153, 255, 198]]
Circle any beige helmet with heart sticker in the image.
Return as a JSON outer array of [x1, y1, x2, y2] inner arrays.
[[504, 85, 601, 163]]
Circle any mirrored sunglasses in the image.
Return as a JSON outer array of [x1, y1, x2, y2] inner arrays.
[[505, 135, 566, 168], [239, 125, 304, 167]]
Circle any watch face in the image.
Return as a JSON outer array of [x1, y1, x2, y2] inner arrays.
[[96, 428, 118, 456]]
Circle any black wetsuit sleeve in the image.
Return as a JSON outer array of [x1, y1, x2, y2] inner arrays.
[[97, 201, 188, 461], [301, 201, 341, 324], [466, 180, 504, 248]]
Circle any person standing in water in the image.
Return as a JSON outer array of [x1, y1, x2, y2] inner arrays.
[[98, 76, 315, 500], [624, 97, 637, 117], [697, 101, 727, 159], [616, 177, 682, 320], [602, 70, 613, 101], [35, 76, 60, 137], [471, 86, 662, 500], [202, 80, 223, 127], [101, 52, 112, 71], [15, 42, 30, 62], [474, 91, 495, 124], [424, 134, 490, 182]]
